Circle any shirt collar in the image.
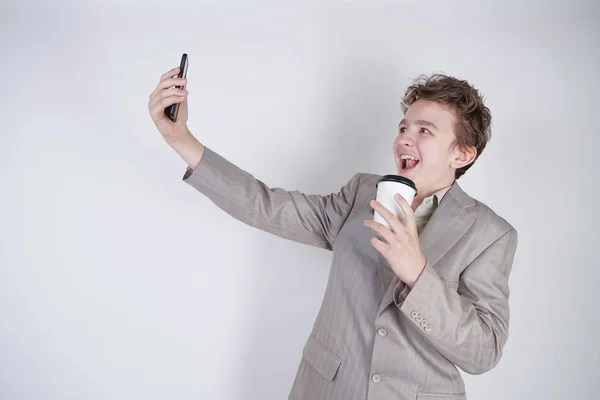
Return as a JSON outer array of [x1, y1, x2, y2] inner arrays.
[[414, 184, 453, 216], [432, 184, 452, 206]]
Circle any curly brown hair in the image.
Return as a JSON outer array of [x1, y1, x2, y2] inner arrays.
[[400, 74, 492, 179]]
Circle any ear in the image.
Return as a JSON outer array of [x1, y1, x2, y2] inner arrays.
[[450, 144, 477, 169]]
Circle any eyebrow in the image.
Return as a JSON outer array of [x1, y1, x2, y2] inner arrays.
[[399, 119, 438, 130]]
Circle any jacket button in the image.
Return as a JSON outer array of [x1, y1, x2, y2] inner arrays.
[[371, 374, 382, 383], [411, 311, 418, 318], [377, 328, 388, 337], [425, 324, 432, 332]]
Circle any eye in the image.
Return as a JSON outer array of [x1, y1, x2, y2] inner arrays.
[[420, 128, 431, 134], [399, 127, 407, 133]]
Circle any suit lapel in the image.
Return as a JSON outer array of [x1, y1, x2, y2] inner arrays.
[[376, 181, 476, 315]]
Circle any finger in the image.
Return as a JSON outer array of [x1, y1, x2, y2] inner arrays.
[[159, 77, 187, 90], [370, 236, 388, 254], [364, 219, 395, 244], [149, 87, 188, 109], [394, 193, 417, 235], [149, 95, 187, 120], [148, 93, 187, 120], [369, 200, 405, 234], [149, 77, 188, 102], [152, 67, 182, 98], [160, 67, 180, 82]]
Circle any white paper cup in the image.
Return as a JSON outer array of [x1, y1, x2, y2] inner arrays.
[[373, 175, 417, 230]]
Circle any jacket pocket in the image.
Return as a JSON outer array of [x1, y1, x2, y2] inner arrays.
[[302, 335, 341, 381], [417, 392, 466, 400]]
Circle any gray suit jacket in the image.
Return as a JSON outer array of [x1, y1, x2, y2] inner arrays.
[[182, 147, 518, 400]]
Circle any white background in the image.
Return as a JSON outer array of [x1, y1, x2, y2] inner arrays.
[[1, 1, 599, 399]]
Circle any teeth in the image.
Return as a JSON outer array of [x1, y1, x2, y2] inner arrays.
[[400, 154, 419, 161]]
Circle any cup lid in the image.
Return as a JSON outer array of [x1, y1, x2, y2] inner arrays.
[[376, 174, 417, 194]]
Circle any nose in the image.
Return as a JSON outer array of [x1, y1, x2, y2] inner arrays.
[[399, 133, 415, 147]]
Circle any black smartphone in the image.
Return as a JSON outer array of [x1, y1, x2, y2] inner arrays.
[[165, 53, 188, 122]]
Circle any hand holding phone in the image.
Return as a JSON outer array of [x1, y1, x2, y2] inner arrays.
[[164, 53, 188, 122], [148, 53, 205, 169], [148, 53, 192, 142]]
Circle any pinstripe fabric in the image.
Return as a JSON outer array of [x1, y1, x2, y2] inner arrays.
[[182, 147, 518, 400]]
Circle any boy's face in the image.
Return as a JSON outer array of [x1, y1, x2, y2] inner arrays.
[[392, 99, 474, 198]]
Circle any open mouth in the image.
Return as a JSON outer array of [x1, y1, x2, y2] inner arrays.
[[400, 154, 420, 172]]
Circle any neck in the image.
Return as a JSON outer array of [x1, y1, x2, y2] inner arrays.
[[411, 179, 455, 210]]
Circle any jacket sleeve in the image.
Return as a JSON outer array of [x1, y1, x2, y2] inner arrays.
[[395, 227, 518, 374], [181, 146, 361, 250]]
